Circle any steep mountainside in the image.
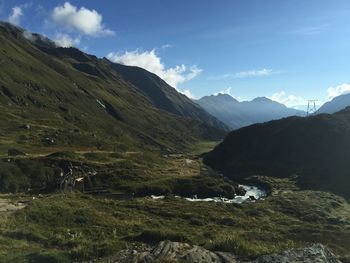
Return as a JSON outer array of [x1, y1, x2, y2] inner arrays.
[[196, 94, 305, 129], [317, 93, 350, 114], [204, 107, 350, 200], [0, 22, 226, 154], [110, 63, 228, 131]]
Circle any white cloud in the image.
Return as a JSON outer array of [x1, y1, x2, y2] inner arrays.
[[107, 49, 202, 88], [54, 33, 80, 48], [268, 91, 305, 107], [214, 87, 244, 101], [235, 69, 275, 78], [160, 44, 173, 50], [52, 2, 114, 37], [180, 89, 195, 99], [216, 87, 232, 95], [8, 6, 23, 25], [290, 24, 328, 36], [327, 83, 350, 100], [22, 30, 35, 41], [212, 68, 277, 80]]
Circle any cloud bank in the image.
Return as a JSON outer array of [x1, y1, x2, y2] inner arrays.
[[268, 91, 305, 107], [327, 83, 350, 100], [107, 49, 202, 88]]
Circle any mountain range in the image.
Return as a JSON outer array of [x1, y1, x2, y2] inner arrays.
[[196, 94, 305, 129]]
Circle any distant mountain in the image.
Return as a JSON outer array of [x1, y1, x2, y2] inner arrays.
[[317, 93, 350, 114], [0, 22, 227, 153], [196, 94, 305, 129], [204, 107, 350, 200]]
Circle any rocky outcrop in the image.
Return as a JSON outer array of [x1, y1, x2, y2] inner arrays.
[[117, 241, 341, 263], [135, 241, 222, 263], [253, 244, 341, 263]]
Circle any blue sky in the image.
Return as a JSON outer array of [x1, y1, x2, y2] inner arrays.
[[1, 0, 350, 107]]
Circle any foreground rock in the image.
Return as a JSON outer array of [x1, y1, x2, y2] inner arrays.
[[253, 244, 341, 263], [110, 241, 341, 263], [135, 241, 222, 263]]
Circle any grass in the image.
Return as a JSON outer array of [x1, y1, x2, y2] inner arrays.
[[0, 175, 349, 262], [207, 234, 291, 258], [188, 141, 221, 156], [0, 144, 349, 262]]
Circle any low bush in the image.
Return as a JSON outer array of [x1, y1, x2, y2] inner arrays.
[[136, 229, 188, 244]]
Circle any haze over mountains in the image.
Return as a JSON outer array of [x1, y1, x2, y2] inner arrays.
[[196, 93, 305, 129]]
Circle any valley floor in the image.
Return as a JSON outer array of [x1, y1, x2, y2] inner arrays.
[[0, 142, 349, 262]]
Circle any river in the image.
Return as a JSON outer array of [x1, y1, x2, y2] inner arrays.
[[151, 184, 267, 204]]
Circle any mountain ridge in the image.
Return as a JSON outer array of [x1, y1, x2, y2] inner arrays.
[[0, 21, 227, 154], [196, 93, 305, 129], [317, 93, 350, 114]]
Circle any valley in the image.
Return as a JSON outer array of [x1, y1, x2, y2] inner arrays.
[[0, 19, 349, 263], [0, 141, 349, 262]]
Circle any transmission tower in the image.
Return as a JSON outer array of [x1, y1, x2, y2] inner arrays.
[[306, 100, 318, 116]]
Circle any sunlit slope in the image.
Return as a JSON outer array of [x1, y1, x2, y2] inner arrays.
[[0, 22, 226, 154]]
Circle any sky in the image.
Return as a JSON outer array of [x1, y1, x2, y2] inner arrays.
[[0, 0, 349, 108]]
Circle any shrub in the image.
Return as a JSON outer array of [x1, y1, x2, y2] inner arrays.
[[47, 151, 79, 160], [136, 229, 188, 244], [26, 251, 71, 263], [0, 161, 29, 193]]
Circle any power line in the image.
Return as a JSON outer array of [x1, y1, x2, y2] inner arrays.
[[306, 100, 318, 116]]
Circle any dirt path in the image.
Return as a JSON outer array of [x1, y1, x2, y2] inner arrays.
[[0, 198, 26, 212]]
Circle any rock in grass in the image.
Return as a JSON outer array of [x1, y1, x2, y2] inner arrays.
[[253, 243, 341, 263], [135, 240, 222, 263], [21, 124, 31, 129], [132, 242, 340, 263], [7, 148, 26, 156]]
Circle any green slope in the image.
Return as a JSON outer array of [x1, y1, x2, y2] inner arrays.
[[0, 22, 225, 155]]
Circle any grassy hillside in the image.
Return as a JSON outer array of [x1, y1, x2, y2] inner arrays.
[[204, 107, 350, 200], [0, 22, 225, 157], [110, 63, 228, 131]]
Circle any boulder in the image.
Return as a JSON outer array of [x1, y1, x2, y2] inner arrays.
[[7, 148, 26, 156], [253, 244, 341, 263], [135, 240, 222, 263]]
